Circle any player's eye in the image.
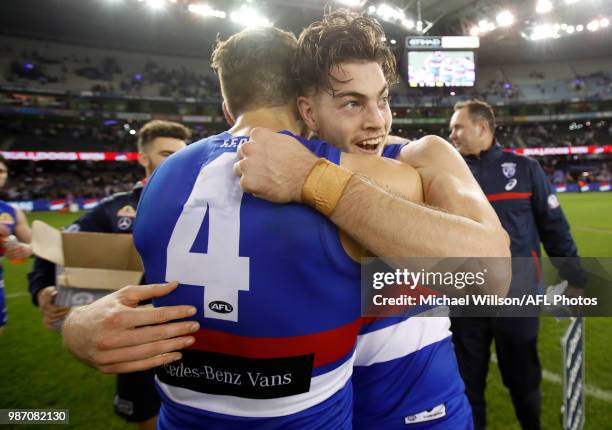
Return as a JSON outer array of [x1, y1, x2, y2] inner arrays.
[[343, 100, 360, 110]]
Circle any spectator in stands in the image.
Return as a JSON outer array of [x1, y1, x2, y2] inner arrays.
[[596, 163, 611, 182]]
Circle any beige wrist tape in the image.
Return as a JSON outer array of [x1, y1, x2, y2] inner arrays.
[[301, 158, 354, 217]]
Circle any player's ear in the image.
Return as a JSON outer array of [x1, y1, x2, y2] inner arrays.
[[222, 101, 235, 126], [477, 119, 488, 138], [137, 151, 149, 170], [297, 96, 318, 133]]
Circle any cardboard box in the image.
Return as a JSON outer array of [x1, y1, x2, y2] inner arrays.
[[31, 220, 144, 291]]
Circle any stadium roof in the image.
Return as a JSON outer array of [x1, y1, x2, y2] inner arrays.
[[1, 0, 611, 65]]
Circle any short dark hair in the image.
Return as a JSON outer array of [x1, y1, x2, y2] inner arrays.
[[454, 99, 496, 133], [211, 27, 298, 116], [137, 120, 191, 152], [294, 10, 398, 95]]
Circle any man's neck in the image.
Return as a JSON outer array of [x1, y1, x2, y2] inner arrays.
[[229, 106, 301, 137], [477, 137, 495, 156]]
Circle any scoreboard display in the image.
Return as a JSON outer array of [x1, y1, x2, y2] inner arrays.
[[405, 36, 479, 88]]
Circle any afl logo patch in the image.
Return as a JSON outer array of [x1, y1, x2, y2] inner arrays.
[[117, 217, 133, 230], [209, 301, 233, 314], [501, 162, 516, 178], [117, 205, 137, 218], [0, 212, 15, 225]]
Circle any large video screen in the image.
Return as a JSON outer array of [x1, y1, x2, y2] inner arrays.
[[407, 50, 475, 87]]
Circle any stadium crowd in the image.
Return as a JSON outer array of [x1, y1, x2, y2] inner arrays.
[[0, 120, 212, 152], [2, 116, 611, 155], [2, 36, 611, 107], [0, 162, 141, 201], [391, 69, 612, 107], [2, 45, 221, 100], [391, 120, 612, 148], [1, 148, 609, 204]]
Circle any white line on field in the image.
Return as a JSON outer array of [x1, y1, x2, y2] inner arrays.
[[5, 292, 28, 299], [491, 353, 612, 403], [572, 226, 612, 235]]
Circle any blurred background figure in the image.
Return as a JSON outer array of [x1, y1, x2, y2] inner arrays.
[[0, 154, 32, 334]]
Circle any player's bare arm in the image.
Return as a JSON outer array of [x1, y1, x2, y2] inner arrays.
[[393, 135, 510, 257], [14, 208, 32, 243], [62, 282, 199, 374], [5, 208, 33, 260], [337, 150, 424, 260], [340, 151, 423, 202]]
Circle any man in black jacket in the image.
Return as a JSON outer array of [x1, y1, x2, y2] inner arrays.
[[27, 120, 189, 430], [448, 99, 587, 430]]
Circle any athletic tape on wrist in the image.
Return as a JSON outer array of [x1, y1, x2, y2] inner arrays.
[[301, 158, 354, 217]]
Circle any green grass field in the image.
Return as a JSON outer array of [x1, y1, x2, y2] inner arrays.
[[0, 193, 611, 429]]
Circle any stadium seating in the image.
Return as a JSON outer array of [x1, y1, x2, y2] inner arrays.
[[0, 35, 220, 100]]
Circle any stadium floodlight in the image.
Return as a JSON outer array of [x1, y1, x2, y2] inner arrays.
[[188, 4, 226, 18], [230, 5, 271, 27], [530, 23, 557, 40], [586, 20, 600, 31], [129, 129, 137, 135], [576, 24, 584, 31], [374, 4, 419, 31], [566, 25, 575, 33], [376, 4, 405, 22], [478, 19, 495, 33], [536, 0, 553, 14], [146, 0, 166, 11], [600, 18, 610, 28], [470, 26, 480, 36], [401, 18, 415, 29], [335, 0, 362, 7], [496, 10, 515, 27], [565, 0, 580, 3], [390, 39, 396, 44]]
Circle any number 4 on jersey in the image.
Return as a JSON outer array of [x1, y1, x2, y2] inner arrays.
[[166, 153, 250, 322]]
